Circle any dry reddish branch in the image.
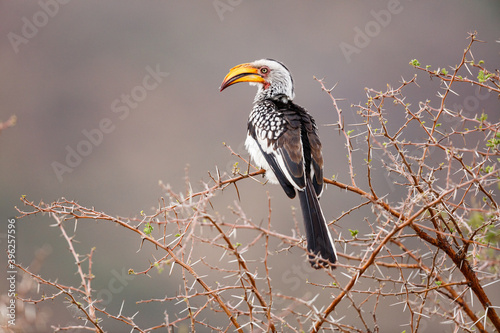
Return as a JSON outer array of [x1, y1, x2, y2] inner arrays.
[[0, 115, 16, 134]]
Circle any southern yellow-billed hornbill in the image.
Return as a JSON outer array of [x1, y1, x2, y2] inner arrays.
[[220, 59, 337, 269]]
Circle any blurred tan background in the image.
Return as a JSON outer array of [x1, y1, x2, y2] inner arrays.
[[1, 1, 499, 331]]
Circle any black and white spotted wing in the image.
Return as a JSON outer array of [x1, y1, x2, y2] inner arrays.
[[246, 97, 324, 199]]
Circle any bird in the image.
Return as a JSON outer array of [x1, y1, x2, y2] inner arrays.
[[220, 59, 337, 269]]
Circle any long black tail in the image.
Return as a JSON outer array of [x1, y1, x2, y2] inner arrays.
[[298, 178, 337, 269]]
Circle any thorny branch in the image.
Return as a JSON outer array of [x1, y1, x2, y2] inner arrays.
[[6, 32, 499, 332]]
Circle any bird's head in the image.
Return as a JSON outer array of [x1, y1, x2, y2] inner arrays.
[[220, 59, 295, 101]]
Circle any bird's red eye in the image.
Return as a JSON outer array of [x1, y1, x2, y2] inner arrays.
[[260, 67, 269, 74]]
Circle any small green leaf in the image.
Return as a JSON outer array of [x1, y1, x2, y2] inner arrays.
[[435, 281, 442, 286], [232, 162, 240, 174], [154, 262, 164, 273], [349, 229, 359, 238], [477, 70, 493, 83], [440, 68, 448, 75], [143, 222, 153, 235], [409, 59, 420, 67]]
